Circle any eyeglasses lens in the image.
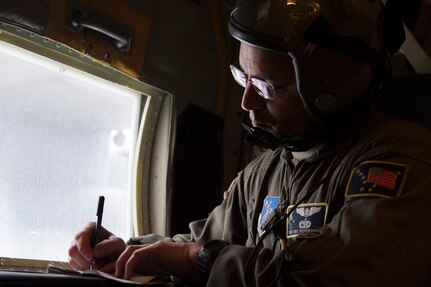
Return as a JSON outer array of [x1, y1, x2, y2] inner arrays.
[[230, 65, 247, 87], [229, 65, 275, 100]]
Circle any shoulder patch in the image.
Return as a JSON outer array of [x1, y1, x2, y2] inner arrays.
[[258, 196, 280, 235], [345, 160, 409, 199], [286, 203, 328, 239]]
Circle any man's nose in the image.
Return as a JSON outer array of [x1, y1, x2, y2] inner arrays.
[[241, 82, 265, 111]]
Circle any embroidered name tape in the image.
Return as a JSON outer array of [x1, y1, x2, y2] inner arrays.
[[258, 196, 280, 235], [286, 203, 328, 239], [345, 160, 409, 199]]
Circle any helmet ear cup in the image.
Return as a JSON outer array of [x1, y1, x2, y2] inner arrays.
[[315, 92, 338, 113], [311, 60, 377, 123]]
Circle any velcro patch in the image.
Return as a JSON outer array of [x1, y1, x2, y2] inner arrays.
[[345, 160, 409, 199], [258, 196, 280, 235], [286, 203, 328, 239]]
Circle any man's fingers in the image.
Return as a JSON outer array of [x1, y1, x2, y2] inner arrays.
[[122, 243, 164, 279], [115, 245, 136, 278], [124, 250, 147, 279], [74, 222, 96, 263], [69, 222, 124, 272], [69, 256, 91, 271], [98, 261, 116, 273], [68, 243, 92, 270], [94, 236, 125, 259], [114, 241, 202, 284], [99, 225, 114, 238], [115, 245, 147, 278]]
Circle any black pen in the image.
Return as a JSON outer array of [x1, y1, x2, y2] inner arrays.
[[90, 195, 105, 269]]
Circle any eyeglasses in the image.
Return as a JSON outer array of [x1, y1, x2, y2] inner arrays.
[[229, 64, 294, 100]]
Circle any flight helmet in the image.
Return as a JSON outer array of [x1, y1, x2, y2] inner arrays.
[[229, 0, 404, 125]]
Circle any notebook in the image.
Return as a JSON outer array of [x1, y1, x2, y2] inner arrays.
[[46, 263, 163, 285]]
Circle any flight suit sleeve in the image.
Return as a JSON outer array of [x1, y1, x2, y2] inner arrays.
[[129, 150, 282, 246], [174, 173, 250, 244], [128, 173, 250, 245], [207, 243, 297, 287], [206, 155, 431, 287], [281, 155, 431, 286]]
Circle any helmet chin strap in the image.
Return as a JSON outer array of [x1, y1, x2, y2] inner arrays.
[[241, 122, 323, 152]]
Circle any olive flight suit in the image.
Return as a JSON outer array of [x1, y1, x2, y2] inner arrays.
[[132, 110, 431, 286]]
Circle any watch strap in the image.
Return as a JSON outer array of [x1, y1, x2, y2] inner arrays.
[[196, 240, 229, 278]]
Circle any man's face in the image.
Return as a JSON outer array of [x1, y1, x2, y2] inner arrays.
[[238, 43, 315, 138]]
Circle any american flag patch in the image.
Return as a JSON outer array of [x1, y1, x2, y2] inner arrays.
[[345, 160, 409, 199], [367, 167, 398, 190]]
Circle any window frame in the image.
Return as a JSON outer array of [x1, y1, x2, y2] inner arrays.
[[0, 20, 172, 270]]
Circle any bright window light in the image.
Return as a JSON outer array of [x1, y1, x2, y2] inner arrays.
[[0, 41, 142, 262]]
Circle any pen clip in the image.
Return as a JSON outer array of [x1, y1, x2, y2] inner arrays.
[[96, 195, 105, 217]]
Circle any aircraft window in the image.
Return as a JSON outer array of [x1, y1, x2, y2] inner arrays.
[[0, 40, 142, 263]]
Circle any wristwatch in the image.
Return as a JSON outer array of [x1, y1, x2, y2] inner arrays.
[[196, 240, 229, 278]]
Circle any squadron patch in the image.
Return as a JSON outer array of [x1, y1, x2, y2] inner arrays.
[[258, 196, 280, 235], [345, 160, 409, 199], [286, 203, 328, 239]]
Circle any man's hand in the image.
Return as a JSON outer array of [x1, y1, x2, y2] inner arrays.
[[68, 221, 126, 272], [115, 241, 203, 285]]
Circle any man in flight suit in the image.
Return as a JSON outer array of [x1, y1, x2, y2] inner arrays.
[[68, 0, 431, 285]]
